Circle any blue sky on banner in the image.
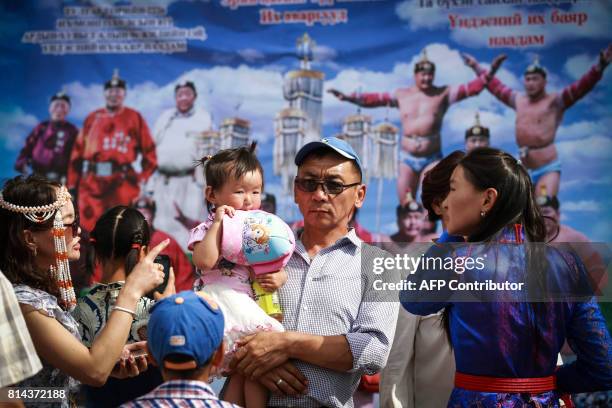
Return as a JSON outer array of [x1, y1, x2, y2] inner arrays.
[[0, 0, 610, 241]]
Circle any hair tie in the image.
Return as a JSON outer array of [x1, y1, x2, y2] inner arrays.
[[131, 243, 141, 250]]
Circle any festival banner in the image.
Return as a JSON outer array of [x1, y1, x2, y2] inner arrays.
[[1, 0, 610, 251]]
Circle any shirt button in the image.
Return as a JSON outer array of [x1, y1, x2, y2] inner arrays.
[[303, 305, 308, 311]]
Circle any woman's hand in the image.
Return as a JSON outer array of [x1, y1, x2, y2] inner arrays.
[[110, 341, 149, 379], [123, 239, 170, 299]]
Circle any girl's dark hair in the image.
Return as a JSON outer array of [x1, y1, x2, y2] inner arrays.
[[90, 206, 150, 276], [0, 175, 62, 299], [421, 150, 465, 222], [197, 142, 264, 211], [441, 147, 548, 348], [457, 147, 546, 243]]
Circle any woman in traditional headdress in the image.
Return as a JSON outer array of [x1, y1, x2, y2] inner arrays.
[[0, 175, 169, 407]]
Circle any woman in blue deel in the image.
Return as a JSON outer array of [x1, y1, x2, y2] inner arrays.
[[402, 147, 611, 407]]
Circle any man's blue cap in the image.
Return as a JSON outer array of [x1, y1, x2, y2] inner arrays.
[[294, 137, 363, 178], [147, 291, 224, 370]]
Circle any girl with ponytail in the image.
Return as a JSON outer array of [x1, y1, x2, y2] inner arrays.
[[73, 206, 175, 407], [402, 147, 611, 407]]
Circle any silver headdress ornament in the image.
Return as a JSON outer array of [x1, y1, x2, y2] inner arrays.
[[0, 186, 70, 222], [0, 185, 76, 310]]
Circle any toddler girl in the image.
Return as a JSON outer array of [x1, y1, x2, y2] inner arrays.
[[188, 143, 289, 408]]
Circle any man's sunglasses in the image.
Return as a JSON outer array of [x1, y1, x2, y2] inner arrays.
[[294, 177, 361, 195]]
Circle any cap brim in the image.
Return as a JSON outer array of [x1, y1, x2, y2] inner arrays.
[[294, 141, 356, 166], [164, 359, 198, 370]]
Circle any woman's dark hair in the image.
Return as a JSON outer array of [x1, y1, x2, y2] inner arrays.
[[0, 175, 62, 298], [441, 147, 548, 347], [421, 150, 465, 222], [90, 206, 150, 276], [197, 142, 264, 211], [457, 147, 546, 243]]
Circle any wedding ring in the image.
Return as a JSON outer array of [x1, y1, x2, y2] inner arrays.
[[276, 378, 284, 386]]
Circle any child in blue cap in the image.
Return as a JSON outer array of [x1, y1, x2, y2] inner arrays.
[[120, 291, 240, 408]]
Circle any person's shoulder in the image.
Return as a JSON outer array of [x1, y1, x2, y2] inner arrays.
[[13, 284, 60, 316], [63, 120, 79, 131], [0, 269, 11, 286], [396, 87, 413, 96], [361, 242, 394, 267], [545, 244, 585, 275], [560, 224, 589, 243], [87, 107, 106, 116], [154, 108, 174, 123], [13, 284, 49, 299], [34, 120, 50, 129], [193, 106, 212, 119]]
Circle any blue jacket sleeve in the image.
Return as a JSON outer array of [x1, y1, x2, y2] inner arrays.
[[400, 243, 452, 316], [556, 298, 612, 392]]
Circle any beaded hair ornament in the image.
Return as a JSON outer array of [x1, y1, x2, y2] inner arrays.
[[0, 185, 77, 310]]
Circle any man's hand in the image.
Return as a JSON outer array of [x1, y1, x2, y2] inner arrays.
[[254, 268, 287, 292], [488, 54, 507, 80], [461, 52, 478, 70], [259, 361, 308, 396], [327, 88, 346, 100], [599, 43, 612, 69], [231, 332, 290, 379]]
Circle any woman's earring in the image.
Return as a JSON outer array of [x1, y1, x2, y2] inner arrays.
[[31, 246, 37, 256], [480, 211, 486, 218]]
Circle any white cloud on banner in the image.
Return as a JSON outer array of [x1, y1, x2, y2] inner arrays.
[[564, 53, 597, 80], [562, 175, 612, 191], [562, 200, 601, 212], [62, 65, 285, 143], [314, 44, 337, 62], [0, 108, 39, 151], [238, 48, 265, 63], [314, 44, 341, 71], [557, 135, 612, 165], [395, 0, 612, 48], [395, 0, 448, 31], [556, 119, 610, 142]]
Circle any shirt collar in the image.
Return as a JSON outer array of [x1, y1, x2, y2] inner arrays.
[[494, 224, 525, 244], [295, 227, 361, 262], [175, 107, 195, 118], [145, 379, 218, 400]]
